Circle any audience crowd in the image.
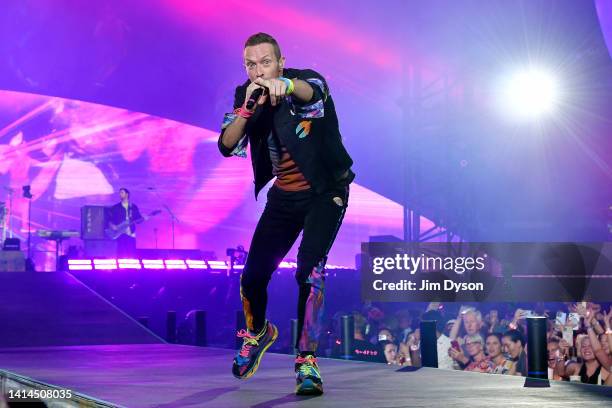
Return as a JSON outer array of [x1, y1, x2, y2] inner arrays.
[[322, 302, 612, 385]]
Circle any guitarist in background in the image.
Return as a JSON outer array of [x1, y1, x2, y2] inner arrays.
[[107, 187, 143, 258]]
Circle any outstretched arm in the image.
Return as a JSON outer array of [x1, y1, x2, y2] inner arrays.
[[449, 306, 466, 340], [252, 77, 314, 106], [583, 310, 612, 368], [604, 308, 612, 354]]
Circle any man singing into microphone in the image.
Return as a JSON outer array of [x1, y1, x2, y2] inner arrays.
[[218, 32, 354, 395]]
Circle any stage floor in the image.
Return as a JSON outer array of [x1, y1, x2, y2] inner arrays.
[[1, 344, 610, 407]]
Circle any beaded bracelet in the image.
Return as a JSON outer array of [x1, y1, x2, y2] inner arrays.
[[279, 77, 295, 95]]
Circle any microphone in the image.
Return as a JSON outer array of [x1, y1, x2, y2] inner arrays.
[[147, 187, 156, 191], [245, 87, 265, 110]]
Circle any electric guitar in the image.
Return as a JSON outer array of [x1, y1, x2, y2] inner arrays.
[[106, 210, 161, 240]]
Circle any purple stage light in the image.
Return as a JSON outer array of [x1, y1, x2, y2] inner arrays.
[[142, 260, 165, 270], [185, 260, 207, 269], [118, 259, 142, 269], [67, 259, 93, 271], [93, 259, 117, 270], [68, 259, 92, 265], [207, 260, 227, 271], [66, 258, 353, 272], [164, 260, 187, 270]]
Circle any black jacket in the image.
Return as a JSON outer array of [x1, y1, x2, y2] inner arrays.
[[107, 202, 142, 233], [218, 68, 354, 198]]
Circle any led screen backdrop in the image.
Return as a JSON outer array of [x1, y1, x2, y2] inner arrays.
[[0, 89, 437, 270]]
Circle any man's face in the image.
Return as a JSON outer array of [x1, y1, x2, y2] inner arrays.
[[119, 190, 128, 201], [502, 336, 522, 358], [463, 312, 481, 335], [244, 43, 284, 82]]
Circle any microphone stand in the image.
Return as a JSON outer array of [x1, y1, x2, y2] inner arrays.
[[163, 204, 180, 249], [22, 185, 34, 271], [27, 196, 32, 259], [148, 187, 180, 249]]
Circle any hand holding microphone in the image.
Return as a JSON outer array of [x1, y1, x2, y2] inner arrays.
[[235, 82, 268, 119], [246, 87, 265, 110], [245, 81, 268, 110]]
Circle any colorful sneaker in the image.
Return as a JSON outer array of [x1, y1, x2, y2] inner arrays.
[[295, 354, 324, 395], [232, 320, 278, 379]]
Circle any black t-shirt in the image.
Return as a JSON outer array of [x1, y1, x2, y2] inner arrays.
[[107, 202, 142, 233]]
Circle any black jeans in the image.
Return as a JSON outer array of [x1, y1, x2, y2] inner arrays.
[[240, 184, 349, 352], [116, 234, 136, 258]]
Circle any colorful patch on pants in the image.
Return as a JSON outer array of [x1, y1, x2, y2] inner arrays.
[[298, 261, 326, 351], [296, 120, 312, 139]]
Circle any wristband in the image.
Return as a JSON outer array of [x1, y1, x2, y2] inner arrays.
[[279, 77, 295, 95], [235, 106, 253, 119]]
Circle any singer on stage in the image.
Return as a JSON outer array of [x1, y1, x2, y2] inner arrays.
[[218, 32, 354, 395]]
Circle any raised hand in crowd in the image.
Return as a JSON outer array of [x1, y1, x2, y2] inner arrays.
[[448, 339, 469, 365], [603, 308, 612, 332], [449, 305, 472, 340]]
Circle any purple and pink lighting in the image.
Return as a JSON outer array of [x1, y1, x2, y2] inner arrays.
[[0, 1, 611, 406], [1, 0, 611, 266], [0, 88, 442, 270], [66, 258, 351, 272]]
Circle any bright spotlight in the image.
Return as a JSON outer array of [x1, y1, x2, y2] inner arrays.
[[500, 68, 560, 120]]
